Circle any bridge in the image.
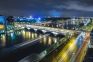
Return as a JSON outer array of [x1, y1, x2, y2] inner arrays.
[[15, 24, 76, 35]]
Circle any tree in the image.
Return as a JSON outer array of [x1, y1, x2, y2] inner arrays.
[[7, 16, 14, 23]]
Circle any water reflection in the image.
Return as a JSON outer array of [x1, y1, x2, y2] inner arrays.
[[0, 34, 6, 47], [25, 31, 31, 40], [48, 36, 53, 45], [0, 29, 62, 50], [10, 32, 15, 40], [43, 35, 47, 45], [53, 38, 57, 43], [40, 36, 58, 46], [22, 30, 25, 39], [0, 29, 40, 48]]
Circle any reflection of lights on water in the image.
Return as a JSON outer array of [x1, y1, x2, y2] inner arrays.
[[31, 33, 35, 39], [26, 32, 31, 40], [28, 32, 31, 39], [39, 35, 43, 43], [43, 36, 47, 44], [11, 32, 15, 40], [39, 35, 42, 38], [48, 37, 52, 45], [1, 35, 6, 47], [11, 32, 14, 37], [34, 33, 37, 38], [22, 30, 37, 40], [22, 30, 26, 38], [54, 38, 57, 43]]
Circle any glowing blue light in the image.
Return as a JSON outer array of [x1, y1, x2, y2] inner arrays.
[[11, 33, 14, 37], [29, 16, 33, 19], [38, 17, 41, 20], [26, 16, 34, 20], [11, 32, 15, 40], [36, 17, 41, 23], [20, 18, 24, 21], [0, 16, 5, 23], [30, 16, 32, 18]]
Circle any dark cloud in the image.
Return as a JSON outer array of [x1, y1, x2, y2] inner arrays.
[[0, 0, 93, 16], [78, 0, 93, 6], [55, 0, 93, 11]]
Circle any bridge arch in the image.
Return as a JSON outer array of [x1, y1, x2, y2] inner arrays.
[[56, 33, 65, 38], [36, 29, 44, 34], [45, 31, 55, 37], [29, 28, 35, 33]]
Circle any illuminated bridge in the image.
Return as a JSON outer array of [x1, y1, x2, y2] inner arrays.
[[15, 24, 75, 35]]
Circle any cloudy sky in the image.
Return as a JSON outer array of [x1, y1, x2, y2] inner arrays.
[[0, 0, 93, 17]]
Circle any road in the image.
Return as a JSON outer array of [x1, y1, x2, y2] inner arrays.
[[40, 35, 78, 62], [40, 32, 90, 62], [15, 24, 75, 35], [75, 32, 90, 62]]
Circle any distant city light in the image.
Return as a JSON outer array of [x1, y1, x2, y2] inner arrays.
[[38, 17, 41, 20], [34, 17, 42, 23], [26, 16, 34, 20], [29, 16, 32, 18]]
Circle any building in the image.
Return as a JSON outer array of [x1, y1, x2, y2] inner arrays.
[[90, 29, 93, 45]]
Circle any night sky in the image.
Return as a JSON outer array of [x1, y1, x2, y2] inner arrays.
[[0, 0, 93, 17]]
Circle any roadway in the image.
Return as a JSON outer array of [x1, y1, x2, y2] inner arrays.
[[75, 32, 90, 62], [14, 24, 75, 36], [40, 32, 90, 62], [40, 35, 78, 62]]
